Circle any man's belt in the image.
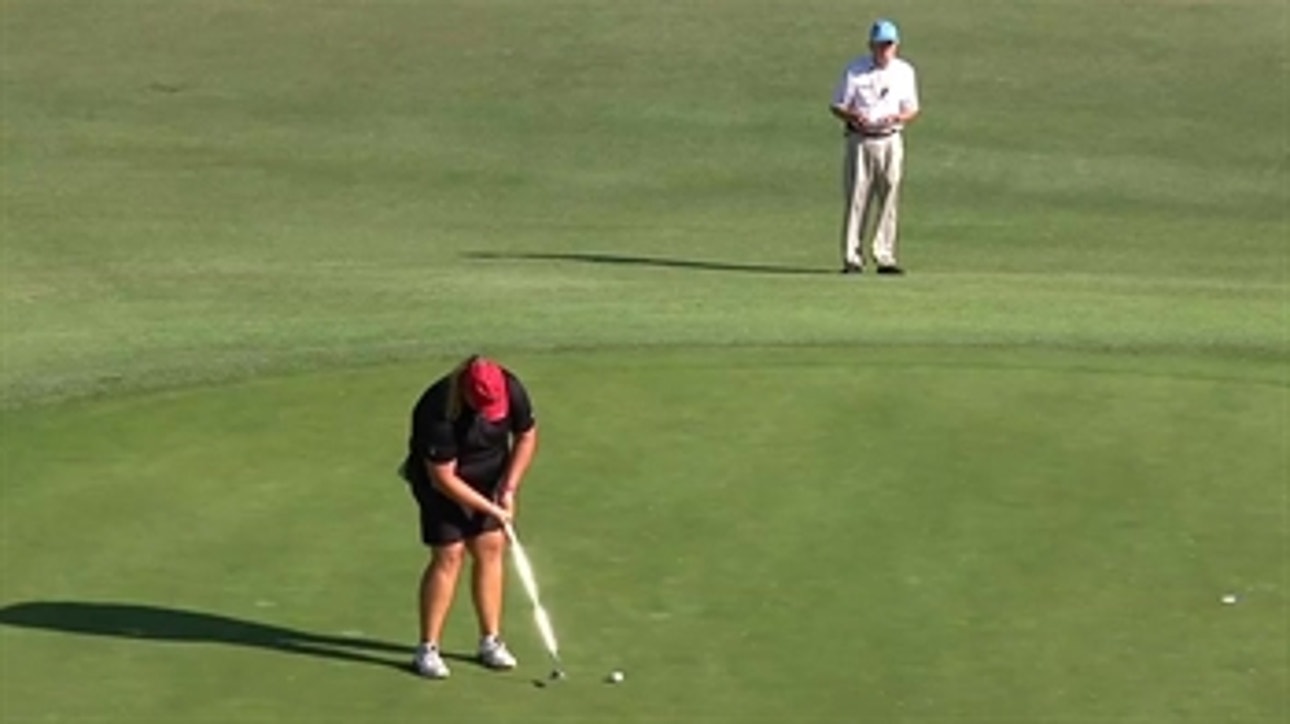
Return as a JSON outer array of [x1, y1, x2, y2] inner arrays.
[[849, 128, 898, 140]]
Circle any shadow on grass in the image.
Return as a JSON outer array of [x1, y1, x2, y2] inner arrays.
[[0, 600, 477, 674], [465, 250, 832, 276]]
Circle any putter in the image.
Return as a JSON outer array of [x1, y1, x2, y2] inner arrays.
[[503, 522, 565, 681]]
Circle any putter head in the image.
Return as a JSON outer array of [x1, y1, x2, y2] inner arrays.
[[534, 669, 565, 688]]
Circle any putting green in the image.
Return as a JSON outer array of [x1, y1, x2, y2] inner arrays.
[[1, 347, 1283, 722]]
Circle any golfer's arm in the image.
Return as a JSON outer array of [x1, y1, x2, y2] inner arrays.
[[501, 426, 538, 495], [427, 460, 501, 516]]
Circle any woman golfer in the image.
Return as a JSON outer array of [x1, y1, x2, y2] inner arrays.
[[400, 355, 538, 679]]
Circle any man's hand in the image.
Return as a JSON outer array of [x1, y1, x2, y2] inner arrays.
[[850, 112, 895, 133], [832, 104, 868, 133]]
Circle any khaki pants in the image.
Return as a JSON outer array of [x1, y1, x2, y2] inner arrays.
[[840, 133, 904, 268]]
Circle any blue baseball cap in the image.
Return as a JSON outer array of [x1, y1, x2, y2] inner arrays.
[[870, 19, 900, 44]]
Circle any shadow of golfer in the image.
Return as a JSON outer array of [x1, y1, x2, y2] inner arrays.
[[0, 600, 435, 672], [465, 250, 831, 276]]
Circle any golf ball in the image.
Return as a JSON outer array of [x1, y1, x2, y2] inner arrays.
[[1221, 594, 1238, 605], [607, 670, 624, 684]]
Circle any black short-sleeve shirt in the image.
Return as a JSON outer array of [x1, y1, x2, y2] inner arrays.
[[404, 369, 535, 492]]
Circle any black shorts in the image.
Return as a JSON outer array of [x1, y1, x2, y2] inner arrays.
[[409, 478, 503, 547]]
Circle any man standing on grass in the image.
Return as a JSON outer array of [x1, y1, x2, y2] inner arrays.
[[830, 18, 920, 275], [400, 355, 538, 679]]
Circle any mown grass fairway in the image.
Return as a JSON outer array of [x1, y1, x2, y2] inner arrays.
[[1, 1, 1286, 722]]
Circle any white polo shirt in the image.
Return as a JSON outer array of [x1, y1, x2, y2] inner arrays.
[[832, 55, 919, 131]]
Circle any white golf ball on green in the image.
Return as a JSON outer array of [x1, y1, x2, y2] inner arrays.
[[607, 670, 625, 684]]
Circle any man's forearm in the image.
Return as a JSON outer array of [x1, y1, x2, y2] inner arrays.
[[892, 108, 919, 125], [830, 104, 860, 126]]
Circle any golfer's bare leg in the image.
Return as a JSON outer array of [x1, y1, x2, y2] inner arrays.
[[420, 542, 465, 645], [872, 136, 905, 267], [467, 529, 507, 638]]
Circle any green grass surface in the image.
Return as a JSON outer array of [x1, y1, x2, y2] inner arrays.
[[3, 0, 1285, 406], [2, 349, 1286, 722], [1, 0, 1287, 722]]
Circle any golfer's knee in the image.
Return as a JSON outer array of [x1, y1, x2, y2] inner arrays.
[[469, 530, 506, 560], [431, 543, 466, 572]]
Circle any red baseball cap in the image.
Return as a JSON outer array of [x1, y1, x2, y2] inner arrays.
[[462, 358, 509, 422]]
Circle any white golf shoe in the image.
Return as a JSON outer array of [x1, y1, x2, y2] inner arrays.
[[478, 636, 518, 670], [413, 643, 450, 679]]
